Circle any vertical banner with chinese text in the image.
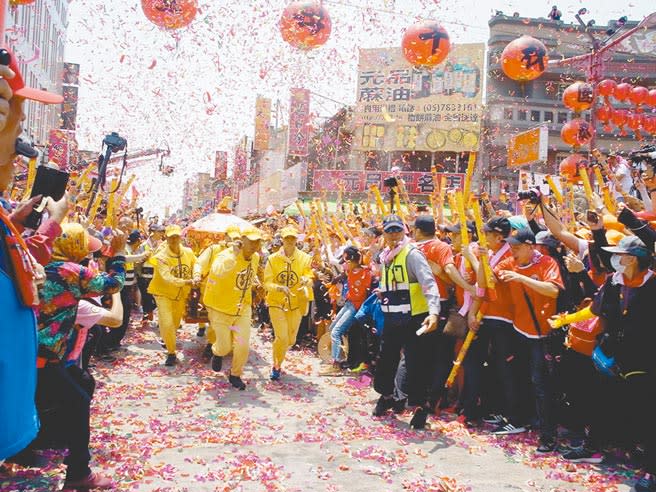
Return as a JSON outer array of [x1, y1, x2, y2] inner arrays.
[[288, 88, 310, 156], [254, 97, 271, 151]]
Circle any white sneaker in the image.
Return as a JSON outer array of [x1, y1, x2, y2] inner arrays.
[[491, 421, 527, 435]]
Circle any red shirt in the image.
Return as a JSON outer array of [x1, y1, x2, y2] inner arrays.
[[481, 244, 514, 323], [346, 266, 372, 309], [417, 239, 454, 301], [495, 252, 564, 338]]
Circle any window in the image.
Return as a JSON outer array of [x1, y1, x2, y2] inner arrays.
[[504, 108, 514, 120], [544, 111, 554, 123], [518, 110, 528, 121], [531, 110, 541, 122], [557, 112, 568, 124]]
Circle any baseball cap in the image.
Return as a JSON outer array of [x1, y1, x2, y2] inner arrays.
[[54, 223, 103, 260], [535, 231, 560, 249], [507, 228, 536, 246], [127, 230, 141, 244], [165, 225, 182, 237], [382, 214, 404, 233], [2, 47, 63, 104], [225, 224, 241, 240], [280, 226, 299, 238], [414, 215, 436, 235], [340, 245, 361, 263], [241, 225, 263, 241], [602, 236, 652, 257], [483, 217, 511, 237], [442, 221, 476, 234]]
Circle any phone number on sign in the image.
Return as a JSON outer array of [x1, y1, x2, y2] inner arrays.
[[422, 103, 479, 112]]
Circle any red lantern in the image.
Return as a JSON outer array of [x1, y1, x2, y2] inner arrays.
[[562, 81, 594, 113], [500, 35, 548, 81], [611, 108, 628, 136], [561, 118, 594, 147], [647, 89, 656, 108], [613, 83, 632, 102], [279, 1, 332, 50], [644, 116, 656, 136], [629, 86, 649, 106], [401, 21, 450, 68], [141, 0, 197, 30], [597, 79, 616, 98], [627, 112, 644, 140], [559, 154, 588, 183], [596, 105, 613, 132]]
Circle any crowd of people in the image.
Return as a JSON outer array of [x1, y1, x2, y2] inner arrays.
[[1, 48, 656, 492]]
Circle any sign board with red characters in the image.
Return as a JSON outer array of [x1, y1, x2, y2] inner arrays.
[[312, 170, 464, 193]]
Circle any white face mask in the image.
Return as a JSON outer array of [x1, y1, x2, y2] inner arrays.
[[611, 254, 625, 274]]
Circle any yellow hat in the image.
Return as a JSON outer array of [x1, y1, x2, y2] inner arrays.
[[605, 229, 625, 246], [225, 224, 241, 240], [53, 223, 103, 262], [280, 226, 299, 238], [165, 225, 182, 237], [241, 225, 263, 241]]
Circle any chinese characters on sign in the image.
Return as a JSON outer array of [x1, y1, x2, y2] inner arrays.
[[508, 126, 548, 167], [288, 88, 310, 156], [354, 44, 484, 153], [254, 97, 271, 151], [312, 170, 464, 193]]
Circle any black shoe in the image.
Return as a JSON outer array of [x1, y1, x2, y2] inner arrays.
[[98, 353, 116, 363], [164, 354, 177, 366], [202, 343, 213, 359], [561, 447, 603, 463], [229, 375, 246, 390], [373, 396, 395, 416], [196, 327, 206, 338], [410, 408, 428, 430], [392, 398, 407, 414], [536, 438, 558, 453], [211, 355, 222, 372]]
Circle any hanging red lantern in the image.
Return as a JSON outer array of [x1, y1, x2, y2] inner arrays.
[[627, 112, 644, 140], [644, 116, 656, 136], [629, 86, 649, 106], [613, 82, 632, 102], [500, 35, 548, 82], [141, 0, 197, 30], [562, 81, 594, 113], [561, 118, 594, 147], [596, 105, 613, 132], [559, 154, 588, 183], [647, 89, 656, 108], [597, 79, 616, 98], [401, 21, 450, 68], [611, 108, 628, 136], [279, 1, 332, 50]]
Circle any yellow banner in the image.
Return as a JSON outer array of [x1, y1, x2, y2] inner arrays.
[[354, 44, 484, 153], [254, 97, 271, 151]]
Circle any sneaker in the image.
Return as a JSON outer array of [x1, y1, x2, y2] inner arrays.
[[635, 474, 656, 492], [373, 395, 395, 416], [562, 447, 603, 464], [491, 420, 527, 435], [63, 471, 115, 490], [319, 363, 344, 376], [410, 408, 428, 430], [202, 343, 213, 359], [270, 368, 281, 381], [196, 327, 206, 338], [164, 354, 177, 366], [228, 375, 246, 390], [98, 353, 116, 363], [211, 355, 222, 372], [392, 398, 407, 414], [483, 414, 505, 425], [536, 438, 558, 453], [349, 362, 369, 374]]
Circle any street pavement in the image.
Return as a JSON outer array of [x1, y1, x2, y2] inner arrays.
[[1, 320, 639, 491]]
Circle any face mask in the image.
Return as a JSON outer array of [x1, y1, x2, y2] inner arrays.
[[610, 254, 625, 274]]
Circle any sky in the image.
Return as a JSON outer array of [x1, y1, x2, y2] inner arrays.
[[64, 0, 655, 214]]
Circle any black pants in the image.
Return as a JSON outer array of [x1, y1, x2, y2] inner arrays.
[[36, 364, 93, 481], [374, 313, 437, 407], [138, 277, 156, 314], [462, 319, 520, 422]]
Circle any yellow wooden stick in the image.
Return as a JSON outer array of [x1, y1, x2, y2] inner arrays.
[[87, 191, 103, 224], [472, 199, 495, 287], [602, 185, 617, 214], [545, 175, 563, 204], [22, 158, 38, 200], [463, 152, 477, 202], [579, 168, 594, 203], [370, 185, 388, 215], [330, 214, 346, 244], [446, 323, 478, 388]]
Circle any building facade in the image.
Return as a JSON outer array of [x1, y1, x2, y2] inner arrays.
[[3, 0, 68, 146], [483, 13, 656, 193]]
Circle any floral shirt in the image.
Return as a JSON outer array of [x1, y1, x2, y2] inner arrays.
[[36, 256, 125, 361]]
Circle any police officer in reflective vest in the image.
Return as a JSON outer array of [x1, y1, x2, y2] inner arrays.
[[372, 215, 441, 429]]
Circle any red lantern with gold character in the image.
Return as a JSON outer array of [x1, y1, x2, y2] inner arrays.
[[279, 1, 332, 50], [562, 81, 594, 113], [141, 0, 197, 30], [561, 118, 594, 147], [402, 21, 450, 68], [559, 154, 588, 183], [613, 83, 632, 102], [500, 35, 548, 81]]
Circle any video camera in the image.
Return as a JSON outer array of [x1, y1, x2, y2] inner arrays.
[[103, 132, 127, 152], [518, 187, 542, 204], [628, 145, 656, 171]]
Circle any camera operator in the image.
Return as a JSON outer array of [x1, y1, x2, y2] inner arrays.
[[628, 146, 656, 214]]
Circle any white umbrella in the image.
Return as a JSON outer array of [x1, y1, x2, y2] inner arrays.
[[187, 212, 252, 234]]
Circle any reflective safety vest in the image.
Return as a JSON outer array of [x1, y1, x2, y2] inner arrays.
[[379, 245, 429, 316]]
